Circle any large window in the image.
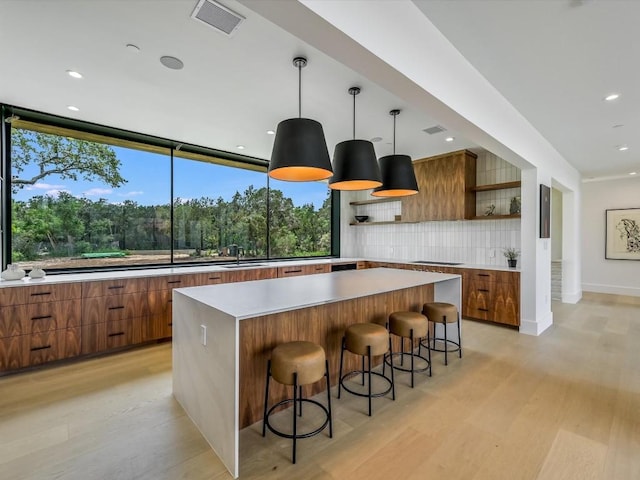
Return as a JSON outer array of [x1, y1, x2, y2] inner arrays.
[[4, 113, 333, 271]]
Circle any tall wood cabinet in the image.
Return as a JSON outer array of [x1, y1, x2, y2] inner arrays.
[[401, 149, 477, 222]]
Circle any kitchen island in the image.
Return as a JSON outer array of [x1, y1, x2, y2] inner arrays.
[[172, 268, 460, 478]]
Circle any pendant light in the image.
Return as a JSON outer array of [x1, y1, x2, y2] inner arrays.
[[329, 87, 382, 190], [371, 109, 419, 197], [269, 57, 333, 182]]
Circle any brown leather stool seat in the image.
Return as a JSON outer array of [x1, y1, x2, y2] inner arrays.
[[422, 302, 462, 366], [338, 323, 395, 416], [385, 311, 431, 387], [263, 341, 332, 464]]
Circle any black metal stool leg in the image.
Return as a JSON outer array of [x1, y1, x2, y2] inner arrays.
[[457, 313, 462, 358], [298, 385, 303, 416], [338, 337, 345, 399], [427, 332, 432, 376], [410, 329, 415, 388], [400, 336, 405, 367], [443, 316, 448, 366], [362, 356, 366, 386], [262, 360, 271, 437], [367, 345, 372, 416], [292, 372, 298, 464], [325, 360, 333, 438], [389, 337, 395, 400]]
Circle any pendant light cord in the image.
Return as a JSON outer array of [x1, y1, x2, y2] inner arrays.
[[352, 90, 356, 139], [298, 62, 302, 118], [393, 113, 396, 155]]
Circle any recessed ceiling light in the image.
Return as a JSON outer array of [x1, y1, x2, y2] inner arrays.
[[126, 43, 140, 53], [66, 70, 83, 79], [160, 55, 184, 70], [370, 137, 383, 143], [266, 130, 275, 135], [445, 137, 455, 142], [629, 172, 637, 175], [236, 145, 245, 150], [618, 145, 629, 151], [613, 124, 624, 129], [67, 105, 79, 112], [604, 93, 620, 101]]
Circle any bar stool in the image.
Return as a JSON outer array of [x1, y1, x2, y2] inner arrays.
[[262, 341, 332, 464], [384, 311, 431, 387], [422, 302, 462, 366], [338, 323, 395, 416]]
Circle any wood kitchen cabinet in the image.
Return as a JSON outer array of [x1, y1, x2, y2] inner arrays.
[[0, 283, 82, 371], [81, 278, 149, 355], [401, 149, 477, 222], [146, 274, 199, 341], [464, 269, 520, 326], [277, 264, 330, 277]]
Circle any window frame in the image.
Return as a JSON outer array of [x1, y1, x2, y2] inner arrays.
[[1, 104, 339, 273]]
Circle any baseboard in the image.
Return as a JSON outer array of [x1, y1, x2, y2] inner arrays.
[[561, 289, 582, 304], [519, 311, 553, 336], [582, 283, 640, 297]]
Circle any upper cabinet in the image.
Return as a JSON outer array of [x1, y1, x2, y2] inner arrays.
[[401, 149, 477, 222]]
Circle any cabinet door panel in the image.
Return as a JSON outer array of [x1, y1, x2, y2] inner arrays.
[[81, 318, 142, 354], [83, 278, 148, 298], [25, 283, 82, 304], [148, 274, 197, 291], [0, 288, 28, 306], [0, 305, 27, 338], [493, 281, 520, 326], [0, 335, 26, 371], [82, 293, 148, 325], [25, 300, 82, 334]]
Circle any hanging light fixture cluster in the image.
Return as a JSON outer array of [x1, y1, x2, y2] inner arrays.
[[269, 56, 418, 197]]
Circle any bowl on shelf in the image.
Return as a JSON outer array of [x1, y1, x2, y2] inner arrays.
[[354, 215, 369, 223]]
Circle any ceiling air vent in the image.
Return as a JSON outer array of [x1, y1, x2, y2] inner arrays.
[[191, 0, 245, 37], [422, 125, 447, 135]]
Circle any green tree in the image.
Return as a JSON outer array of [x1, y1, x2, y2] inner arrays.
[[10, 129, 126, 192]]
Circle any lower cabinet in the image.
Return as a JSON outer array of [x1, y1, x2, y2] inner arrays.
[[81, 318, 143, 354], [464, 269, 520, 326]]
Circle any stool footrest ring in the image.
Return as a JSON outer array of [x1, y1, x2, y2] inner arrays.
[[339, 370, 393, 399], [384, 351, 430, 373], [265, 398, 331, 440], [422, 337, 461, 353]]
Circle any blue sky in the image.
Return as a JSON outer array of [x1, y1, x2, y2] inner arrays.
[[14, 146, 330, 209]]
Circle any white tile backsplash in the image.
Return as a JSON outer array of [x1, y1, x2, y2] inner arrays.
[[341, 151, 521, 266]]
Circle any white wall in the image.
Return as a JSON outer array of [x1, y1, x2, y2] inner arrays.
[[341, 150, 520, 267], [551, 188, 563, 260], [582, 177, 640, 296]]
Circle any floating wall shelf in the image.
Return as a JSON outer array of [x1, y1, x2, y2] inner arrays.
[[471, 181, 521, 192]]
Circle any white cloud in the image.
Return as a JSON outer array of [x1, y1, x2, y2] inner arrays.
[[45, 189, 71, 198], [117, 191, 144, 197], [83, 188, 113, 197], [25, 182, 66, 191]]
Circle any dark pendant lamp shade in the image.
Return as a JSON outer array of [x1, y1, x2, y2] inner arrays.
[[371, 109, 419, 197], [269, 118, 333, 181], [268, 57, 333, 182], [329, 86, 382, 190], [371, 154, 419, 197]]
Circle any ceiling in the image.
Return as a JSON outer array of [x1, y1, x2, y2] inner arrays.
[[0, 0, 637, 180]]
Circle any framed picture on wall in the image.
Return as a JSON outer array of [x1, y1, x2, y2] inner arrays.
[[540, 184, 550, 238], [605, 208, 640, 260]]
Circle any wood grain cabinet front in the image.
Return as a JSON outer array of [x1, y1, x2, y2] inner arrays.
[[82, 278, 148, 298], [464, 269, 520, 326], [81, 318, 142, 354], [145, 275, 198, 342], [401, 150, 477, 222], [82, 293, 149, 325]]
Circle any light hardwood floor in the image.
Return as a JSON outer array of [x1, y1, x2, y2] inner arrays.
[[1, 295, 638, 480]]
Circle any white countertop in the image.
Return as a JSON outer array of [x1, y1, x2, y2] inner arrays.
[[174, 268, 459, 320], [0, 257, 362, 288], [0, 255, 517, 289]]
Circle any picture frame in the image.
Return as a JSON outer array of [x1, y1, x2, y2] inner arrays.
[[539, 184, 550, 238], [605, 208, 640, 260]]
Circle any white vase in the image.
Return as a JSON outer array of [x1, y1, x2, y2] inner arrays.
[[29, 266, 46, 279], [1, 264, 26, 280]]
